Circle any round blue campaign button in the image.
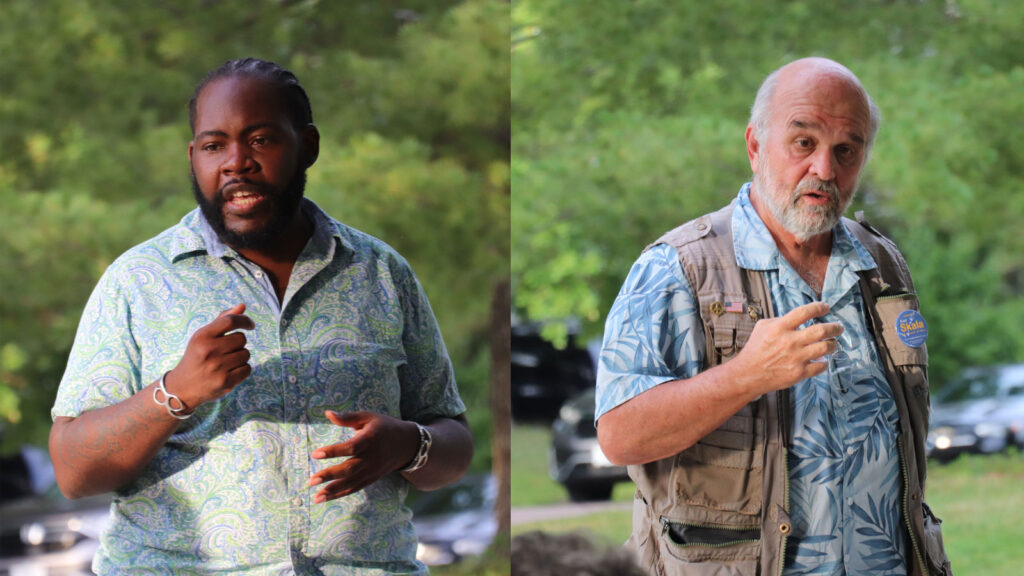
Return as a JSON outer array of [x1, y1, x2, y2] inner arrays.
[[895, 310, 928, 348]]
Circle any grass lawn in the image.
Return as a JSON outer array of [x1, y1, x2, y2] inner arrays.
[[510, 423, 634, 508], [512, 424, 1024, 574], [924, 451, 1024, 575]]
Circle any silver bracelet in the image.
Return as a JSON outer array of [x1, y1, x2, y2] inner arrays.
[[153, 371, 193, 420], [401, 422, 432, 472]]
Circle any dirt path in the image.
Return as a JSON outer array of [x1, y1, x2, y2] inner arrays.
[[511, 500, 632, 526]]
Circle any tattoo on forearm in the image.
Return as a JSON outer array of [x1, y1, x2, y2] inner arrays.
[[60, 396, 161, 472]]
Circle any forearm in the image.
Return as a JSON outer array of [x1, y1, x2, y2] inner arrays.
[[597, 360, 764, 466], [401, 414, 474, 491], [49, 379, 184, 499]]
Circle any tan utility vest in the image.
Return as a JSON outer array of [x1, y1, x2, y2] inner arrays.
[[628, 202, 952, 576]]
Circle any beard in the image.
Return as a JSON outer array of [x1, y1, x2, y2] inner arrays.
[[754, 154, 855, 242], [192, 168, 307, 251]]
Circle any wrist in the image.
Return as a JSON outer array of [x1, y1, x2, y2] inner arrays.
[[400, 421, 432, 473], [155, 370, 195, 419]]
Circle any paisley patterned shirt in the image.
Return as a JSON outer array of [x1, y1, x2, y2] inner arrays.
[[597, 184, 908, 575], [53, 199, 465, 575]]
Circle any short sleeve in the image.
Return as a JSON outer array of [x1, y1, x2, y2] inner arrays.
[[394, 259, 465, 422], [595, 244, 705, 421], [52, 264, 143, 420]]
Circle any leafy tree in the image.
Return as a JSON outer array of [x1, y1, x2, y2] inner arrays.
[[512, 0, 1024, 385], [0, 0, 510, 472]]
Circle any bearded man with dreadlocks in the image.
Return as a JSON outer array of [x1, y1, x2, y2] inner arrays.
[[50, 58, 472, 576]]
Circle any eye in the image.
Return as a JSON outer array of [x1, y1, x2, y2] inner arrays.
[[201, 142, 223, 152], [794, 137, 813, 149], [251, 135, 270, 147], [835, 144, 858, 163]]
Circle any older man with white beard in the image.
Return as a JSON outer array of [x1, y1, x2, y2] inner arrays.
[[595, 58, 952, 576]]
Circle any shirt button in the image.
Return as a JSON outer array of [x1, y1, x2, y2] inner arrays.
[[292, 497, 302, 507], [847, 498, 854, 506], [288, 375, 298, 384], [255, 270, 264, 279], [847, 446, 855, 455]]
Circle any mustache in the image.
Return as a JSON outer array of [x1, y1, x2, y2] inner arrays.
[[791, 178, 840, 203], [218, 179, 275, 199]]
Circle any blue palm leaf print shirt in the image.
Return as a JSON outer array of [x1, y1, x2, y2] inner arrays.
[[597, 184, 907, 575], [53, 198, 465, 575]]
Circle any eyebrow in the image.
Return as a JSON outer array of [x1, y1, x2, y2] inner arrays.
[[195, 123, 278, 141], [788, 119, 865, 145]]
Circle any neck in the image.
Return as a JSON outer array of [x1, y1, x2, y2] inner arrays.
[[233, 210, 313, 303], [750, 190, 832, 296], [233, 210, 311, 265]]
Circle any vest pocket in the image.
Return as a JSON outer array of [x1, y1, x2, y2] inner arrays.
[[672, 413, 765, 515], [921, 502, 953, 576], [658, 518, 760, 576], [874, 293, 928, 366], [708, 311, 758, 362]]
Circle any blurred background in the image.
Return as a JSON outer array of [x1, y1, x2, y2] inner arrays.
[[511, 1, 1024, 574], [0, 1, 509, 574]]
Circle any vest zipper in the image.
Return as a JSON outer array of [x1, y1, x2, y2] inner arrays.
[[774, 393, 790, 573], [659, 517, 761, 548], [899, 436, 929, 576], [876, 293, 916, 302]]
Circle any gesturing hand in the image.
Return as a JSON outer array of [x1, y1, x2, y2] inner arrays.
[[732, 301, 843, 394], [309, 411, 420, 503], [164, 303, 255, 411]]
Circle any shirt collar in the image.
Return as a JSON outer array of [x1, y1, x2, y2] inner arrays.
[[732, 182, 877, 273], [169, 198, 350, 262]]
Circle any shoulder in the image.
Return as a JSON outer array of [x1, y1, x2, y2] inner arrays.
[[843, 213, 915, 289], [329, 217, 413, 273], [647, 202, 733, 254], [99, 218, 198, 289]]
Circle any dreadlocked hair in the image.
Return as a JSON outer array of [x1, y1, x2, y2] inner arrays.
[[188, 57, 313, 133]]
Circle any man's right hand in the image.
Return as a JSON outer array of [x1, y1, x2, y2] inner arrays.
[[732, 301, 843, 394], [164, 303, 255, 411]]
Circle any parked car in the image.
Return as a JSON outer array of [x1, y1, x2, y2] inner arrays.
[[511, 318, 597, 421], [928, 363, 1024, 461], [549, 388, 629, 502], [0, 445, 495, 571], [410, 473, 498, 566], [0, 446, 110, 576]]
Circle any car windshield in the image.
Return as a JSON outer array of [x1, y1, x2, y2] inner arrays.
[[937, 367, 1024, 403], [939, 372, 1000, 403]]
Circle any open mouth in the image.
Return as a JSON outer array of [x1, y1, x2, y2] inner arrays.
[[799, 190, 831, 205], [222, 187, 270, 215], [227, 190, 264, 208]]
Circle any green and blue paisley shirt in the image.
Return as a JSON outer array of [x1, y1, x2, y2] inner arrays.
[[53, 199, 465, 575]]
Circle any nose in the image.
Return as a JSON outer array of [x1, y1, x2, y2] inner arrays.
[[808, 147, 835, 181], [222, 142, 256, 175]]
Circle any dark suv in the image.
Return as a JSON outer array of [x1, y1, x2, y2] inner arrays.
[[511, 319, 596, 421]]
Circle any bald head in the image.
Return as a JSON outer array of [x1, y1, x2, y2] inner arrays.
[[750, 58, 880, 155]]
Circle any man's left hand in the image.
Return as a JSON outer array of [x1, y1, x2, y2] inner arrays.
[[309, 410, 419, 503]]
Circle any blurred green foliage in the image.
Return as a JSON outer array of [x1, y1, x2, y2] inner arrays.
[[0, 0, 510, 463], [512, 0, 1024, 383]]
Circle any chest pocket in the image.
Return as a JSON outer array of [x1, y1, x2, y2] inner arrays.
[[873, 293, 928, 367], [700, 297, 763, 364]]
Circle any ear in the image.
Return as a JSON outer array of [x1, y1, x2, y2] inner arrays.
[[744, 124, 760, 174], [299, 124, 320, 168], [188, 140, 195, 164]]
